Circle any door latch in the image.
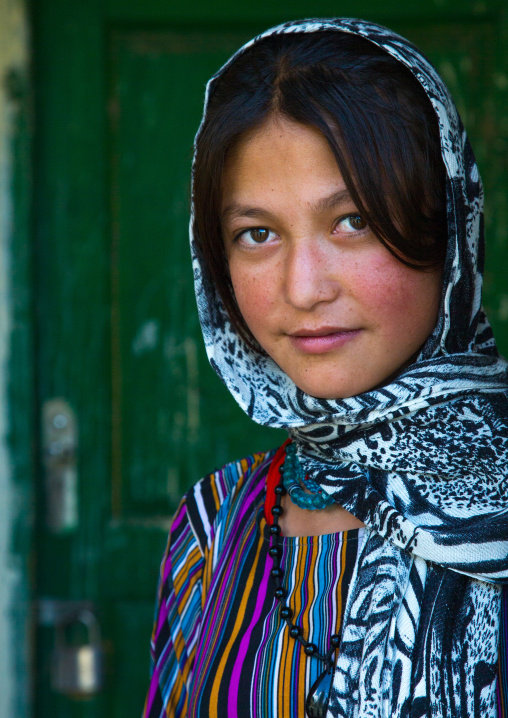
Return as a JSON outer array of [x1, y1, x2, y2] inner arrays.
[[42, 398, 78, 533]]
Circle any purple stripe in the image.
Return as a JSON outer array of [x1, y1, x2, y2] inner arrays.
[[170, 502, 187, 532], [190, 479, 266, 696], [144, 663, 161, 716], [161, 553, 173, 588], [328, 535, 341, 634], [155, 592, 173, 639], [227, 549, 272, 716], [190, 457, 272, 713]]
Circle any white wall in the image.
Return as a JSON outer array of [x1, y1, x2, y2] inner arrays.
[[0, 0, 30, 716]]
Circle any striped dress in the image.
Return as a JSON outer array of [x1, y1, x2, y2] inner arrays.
[[143, 446, 508, 717], [143, 448, 363, 717]]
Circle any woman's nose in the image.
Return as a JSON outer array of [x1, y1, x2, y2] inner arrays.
[[283, 238, 340, 310]]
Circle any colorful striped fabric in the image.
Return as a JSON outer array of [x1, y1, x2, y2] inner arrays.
[[143, 448, 507, 717], [142, 449, 364, 717]]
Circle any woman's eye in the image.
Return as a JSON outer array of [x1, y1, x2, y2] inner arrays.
[[337, 214, 368, 233], [237, 228, 276, 245]]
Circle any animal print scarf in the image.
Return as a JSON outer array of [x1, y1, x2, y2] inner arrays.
[[190, 18, 508, 718]]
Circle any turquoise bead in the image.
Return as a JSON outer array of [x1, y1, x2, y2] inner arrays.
[[282, 443, 334, 511]]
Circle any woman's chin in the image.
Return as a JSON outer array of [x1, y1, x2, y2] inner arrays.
[[286, 363, 406, 399], [289, 375, 368, 400]]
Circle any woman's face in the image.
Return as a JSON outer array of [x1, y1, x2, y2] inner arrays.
[[221, 115, 442, 400]]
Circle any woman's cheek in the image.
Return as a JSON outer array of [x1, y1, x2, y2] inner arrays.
[[352, 255, 440, 336], [231, 264, 275, 331]]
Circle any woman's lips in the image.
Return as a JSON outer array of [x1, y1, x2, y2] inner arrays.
[[288, 328, 362, 354]]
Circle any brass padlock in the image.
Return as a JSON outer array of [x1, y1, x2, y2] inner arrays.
[[52, 609, 104, 698]]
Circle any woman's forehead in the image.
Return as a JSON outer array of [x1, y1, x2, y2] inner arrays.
[[220, 118, 357, 223]]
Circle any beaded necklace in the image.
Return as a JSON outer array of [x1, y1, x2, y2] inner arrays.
[[269, 450, 340, 718]]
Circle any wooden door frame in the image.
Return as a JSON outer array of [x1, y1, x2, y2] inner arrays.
[[0, 0, 34, 717]]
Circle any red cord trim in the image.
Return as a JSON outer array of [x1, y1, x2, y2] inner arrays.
[[264, 439, 291, 525]]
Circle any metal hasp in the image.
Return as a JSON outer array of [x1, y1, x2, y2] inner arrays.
[[42, 398, 79, 532], [51, 608, 104, 698]]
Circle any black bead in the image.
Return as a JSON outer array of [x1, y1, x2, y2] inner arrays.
[[289, 625, 302, 639], [330, 634, 340, 648], [280, 606, 292, 620], [305, 669, 333, 718], [270, 567, 283, 579], [304, 643, 318, 656], [269, 524, 281, 536], [274, 587, 287, 600], [268, 545, 282, 558], [274, 484, 287, 496], [271, 505, 284, 517]]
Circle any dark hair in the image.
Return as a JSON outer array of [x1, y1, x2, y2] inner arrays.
[[192, 31, 447, 345]]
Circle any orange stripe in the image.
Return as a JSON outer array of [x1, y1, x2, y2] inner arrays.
[[210, 475, 221, 513], [279, 616, 296, 716], [173, 544, 202, 597], [207, 529, 266, 718]]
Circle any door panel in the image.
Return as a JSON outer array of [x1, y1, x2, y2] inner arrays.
[[109, 29, 272, 519], [33, 2, 508, 717]]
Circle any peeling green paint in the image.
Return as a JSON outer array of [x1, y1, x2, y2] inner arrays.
[[0, 1, 32, 717]]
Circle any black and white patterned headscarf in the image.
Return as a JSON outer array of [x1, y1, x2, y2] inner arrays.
[[191, 19, 508, 717]]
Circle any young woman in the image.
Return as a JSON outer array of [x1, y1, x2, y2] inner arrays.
[[143, 19, 508, 718]]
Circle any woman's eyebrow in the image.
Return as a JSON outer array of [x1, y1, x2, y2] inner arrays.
[[221, 188, 354, 224], [312, 188, 353, 213], [221, 204, 275, 223]]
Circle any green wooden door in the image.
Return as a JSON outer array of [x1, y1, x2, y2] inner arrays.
[[33, 1, 508, 716]]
